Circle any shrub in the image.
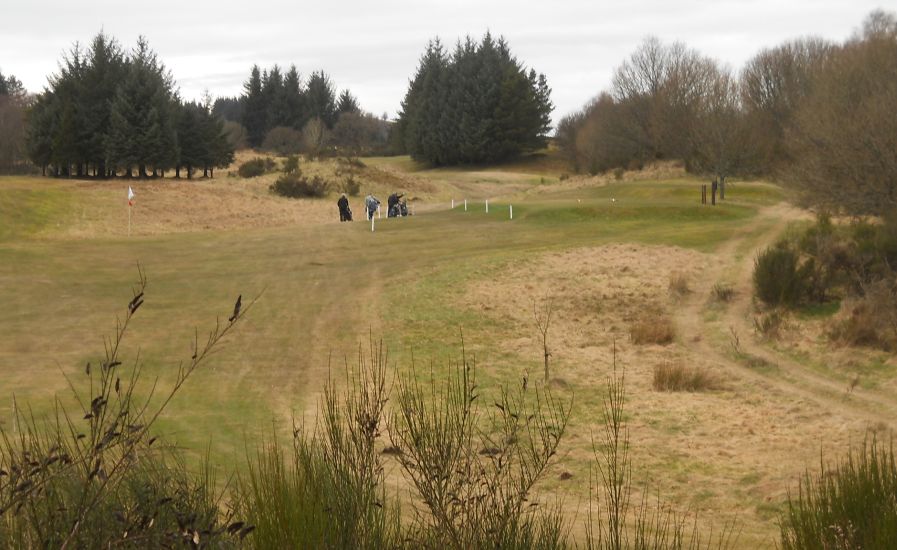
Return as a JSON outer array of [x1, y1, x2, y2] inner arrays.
[[780, 436, 897, 550], [613, 167, 625, 180], [753, 245, 810, 307], [0, 271, 251, 547], [391, 356, 571, 548], [282, 155, 300, 175], [262, 126, 304, 156], [653, 363, 722, 392], [238, 157, 268, 178], [339, 175, 361, 197], [630, 315, 675, 344], [270, 173, 330, 198], [234, 344, 401, 549], [829, 280, 897, 351]]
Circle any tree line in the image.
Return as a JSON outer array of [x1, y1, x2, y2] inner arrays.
[[216, 65, 391, 158], [393, 33, 553, 165], [557, 9, 897, 217], [0, 69, 28, 173], [24, 32, 233, 179]]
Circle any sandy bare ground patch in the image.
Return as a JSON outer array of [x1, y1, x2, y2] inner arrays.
[[464, 226, 894, 547]]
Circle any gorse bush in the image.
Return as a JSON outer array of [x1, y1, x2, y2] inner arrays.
[[753, 245, 810, 307], [270, 173, 330, 198], [238, 157, 268, 178], [780, 436, 897, 550], [235, 343, 400, 549], [339, 175, 362, 197], [829, 279, 897, 351]]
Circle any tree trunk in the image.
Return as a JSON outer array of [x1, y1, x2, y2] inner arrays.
[[175, 166, 180, 179], [187, 164, 192, 179]]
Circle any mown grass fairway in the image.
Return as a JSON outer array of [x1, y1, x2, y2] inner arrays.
[[2, 158, 895, 547]]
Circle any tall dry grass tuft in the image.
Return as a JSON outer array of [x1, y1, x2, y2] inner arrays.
[[653, 363, 723, 392], [630, 315, 675, 345], [668, 272, 691, 298]]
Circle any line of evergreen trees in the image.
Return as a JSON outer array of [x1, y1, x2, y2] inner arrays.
[[218, 65, 362, 148], [394, 33, 553, 166], [25, 32, 234, 179]]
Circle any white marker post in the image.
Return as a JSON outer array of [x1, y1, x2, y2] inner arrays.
[[127, 186, 135, 236], [464, 199, 467, 211], [485, 199, 489, 213], [510, 205, 513, 220], [451, 198, 455, 209]]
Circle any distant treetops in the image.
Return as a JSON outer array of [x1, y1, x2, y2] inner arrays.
[[26, 32, 233, 178], [394, 33, 554, 166]]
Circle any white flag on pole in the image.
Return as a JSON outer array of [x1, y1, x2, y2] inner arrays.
[[128, 186, 135, 206]]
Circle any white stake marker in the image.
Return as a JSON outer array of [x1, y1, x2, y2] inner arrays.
[[451, 198, 455, 209], [486, 199, 489, 213], [510, 205, 513, 220], [464, 199, 467, 211]]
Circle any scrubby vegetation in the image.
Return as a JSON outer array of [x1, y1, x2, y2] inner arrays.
[[780, 436, 897, 549], [237, 157, 275, 178], [0, 275, 747, 548], [752, 213, 897, 351]]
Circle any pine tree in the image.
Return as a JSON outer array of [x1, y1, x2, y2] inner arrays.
[[81, 32, 125, 176], [336, 90, 360, 116], [283, 65, 306, 129], [106, 36, 178, 177], [305, 70, 337, 128], [396, 34, 552, 165], [241, 65, 266, 147]]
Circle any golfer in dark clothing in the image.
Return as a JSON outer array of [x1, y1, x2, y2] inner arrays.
[[387, 192, 404, 218], [337, 193, 352, 222]]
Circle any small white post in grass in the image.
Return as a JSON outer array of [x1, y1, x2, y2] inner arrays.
[[464, 199, 467, 211], [451, 198, 455, 209], [485, 199, 489, 213], [510, 204, 513, 220]]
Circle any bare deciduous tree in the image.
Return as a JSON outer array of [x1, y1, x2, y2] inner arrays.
[[533, 297, 554, 383]]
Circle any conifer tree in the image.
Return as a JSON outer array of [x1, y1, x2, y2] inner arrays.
[[305, 70, 337, 128], [241, 65, 266, 147], [336, 90, 360, 115], [396, 34, 552, 165]]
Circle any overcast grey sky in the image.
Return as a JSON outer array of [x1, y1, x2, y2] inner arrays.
[[0, 1, 886, 124]]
